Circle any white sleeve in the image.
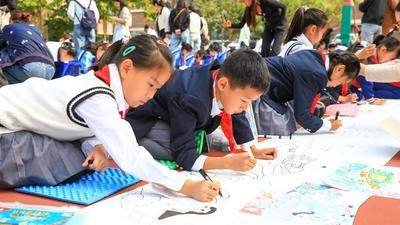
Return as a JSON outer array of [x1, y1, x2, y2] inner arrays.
[[316, 118, 332, 133], [365, 60, 400, 82], [67, 1, 75, 21], [80, 136, 102, 156], [75, 94, 186, 191], [163, 9, 171, 32], [191, 155, 207, 171], [239, 139, 257, 151], [123, 7, 132, 27]]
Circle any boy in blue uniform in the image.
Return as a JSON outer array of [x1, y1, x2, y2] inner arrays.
[[126, 49, 277, 172]]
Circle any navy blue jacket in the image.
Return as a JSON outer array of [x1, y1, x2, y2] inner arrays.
[[126, 62, 254, 170], [0, 23, 54, 68], [262, 50, 328, 133]]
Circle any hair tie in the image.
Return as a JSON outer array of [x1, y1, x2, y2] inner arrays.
[[302, 6, 309, 13], [156, 39, 167, 46], [123, 45, 136, 56]]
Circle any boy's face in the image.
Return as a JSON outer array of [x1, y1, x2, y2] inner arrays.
[[216, 76, 263, 115], [119, 59, 171, 108]]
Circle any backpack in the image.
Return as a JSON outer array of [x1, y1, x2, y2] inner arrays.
[[73, 0, 97, 30]]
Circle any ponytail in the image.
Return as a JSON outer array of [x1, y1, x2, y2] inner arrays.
[[245, 0, 257, 28], [10, 10, 31, 23], [328, 52, 360, 81], [284, 7, 328, 44]]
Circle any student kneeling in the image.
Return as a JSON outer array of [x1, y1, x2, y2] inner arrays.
[[255, 50, 360, 135], [126, 49, 277, 172]]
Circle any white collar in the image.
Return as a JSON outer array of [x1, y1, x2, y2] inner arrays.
[[109, 64, 130, 112], [295, 34, 314, 49], [324, 56, 330, 71], [210, 80, 223, 117]]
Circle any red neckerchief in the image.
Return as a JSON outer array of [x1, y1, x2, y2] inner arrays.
[[341, 84, 349, 96], [212, 69, 242, 153], [95, 65, 129, 119]]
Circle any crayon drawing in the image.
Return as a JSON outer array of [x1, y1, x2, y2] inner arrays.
[[325, 163, 400, 199], [239, 183, 367, 225]]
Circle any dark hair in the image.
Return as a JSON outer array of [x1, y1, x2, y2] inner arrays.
[[347, 42, 363, 53], [196, 49, 206, 59], [144, 24, 150, 29], [116, 0, 129, 14], [90, 35, 172, 75], [176, 0, 186, 9], [245, 0, 257, 28], [328, 43, 337, 49], [285, 7, 328, 44], [152, 0, 164, 7], [60, 39, 77, 58], [375, 36, 400, 53], [327, 52, 360, 81], [10, 10, 31, 23], [208, 42, 221, 53], [181, 42, 193, 52], [218, 49, 270, 93], [60, 33, 72, 41]]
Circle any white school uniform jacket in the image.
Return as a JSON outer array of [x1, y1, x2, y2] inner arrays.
[[278, 33, 314, 57], [0, 64, 186, 191]]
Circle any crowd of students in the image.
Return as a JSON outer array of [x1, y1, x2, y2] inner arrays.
[[1, 1, 400, 204]]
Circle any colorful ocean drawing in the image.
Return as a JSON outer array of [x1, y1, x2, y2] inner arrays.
[[325, 163, 400, 198], [239, 183, 368, 225]]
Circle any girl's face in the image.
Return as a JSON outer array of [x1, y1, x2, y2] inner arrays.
[[376, 46, 398, 64], [326, 64, 353, 87], [114, 1, 120, 8], [306, 24, 328, 45], [119, 59, 171, 108]]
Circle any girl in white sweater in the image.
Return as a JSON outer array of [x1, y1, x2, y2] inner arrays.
[[0, 35, 220, 202]]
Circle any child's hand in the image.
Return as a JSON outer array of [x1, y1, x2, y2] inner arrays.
[[180, 179, 220, 202], [329, 119, 342, 131], [339, 93, 358, 103], [371, 98, 385, 105], [82, 145, 109, 172], [251, 147, 278, 160], [223, 20, 232, 28], [227, 153, 257, 171], [355, 45, 376, 60]]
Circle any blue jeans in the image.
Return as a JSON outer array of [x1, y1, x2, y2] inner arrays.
[[73, 24, 96, 51], [169, 29, 190, 51], [3, 62, 55, 84], [361, 23, 382, 44], [189, 33, 201, 52]]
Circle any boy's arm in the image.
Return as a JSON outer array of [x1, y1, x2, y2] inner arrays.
[[232, 112, 278, 160], [168, 95, 208, 171]]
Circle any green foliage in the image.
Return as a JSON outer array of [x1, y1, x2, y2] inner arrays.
[[18, 0, 350, 41], [45, 0, 73, 41]]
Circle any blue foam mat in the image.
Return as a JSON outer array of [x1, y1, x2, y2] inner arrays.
[[15, 168, 140, 205]]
